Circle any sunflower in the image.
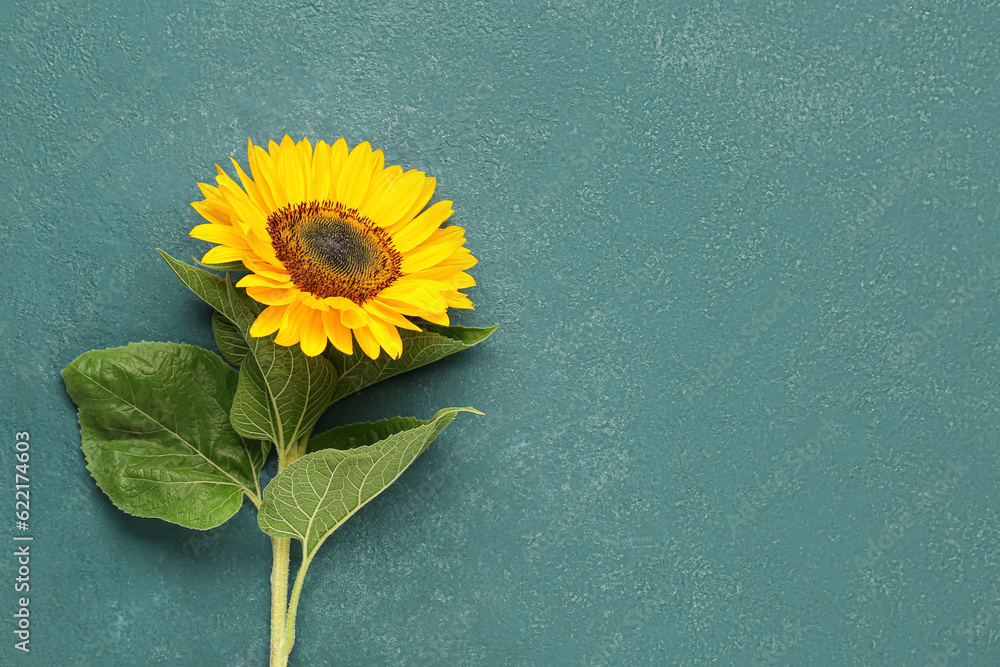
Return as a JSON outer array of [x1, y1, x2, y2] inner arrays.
[[189, 136, 476, 359]]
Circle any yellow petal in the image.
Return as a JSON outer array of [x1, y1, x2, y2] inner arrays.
[[391, 200, 454, 253], [387, 176, 436, 235], [319, 296, 364, 313], [251, 143, 288, 208], [298, 137, 314, 200], [367, 317, 403, 359], [192, 192, 233, 225], [249, 305, 287, 337], [448, 271, 476, 289], [242, 257, 290, 281], [247, 139, 278, 211], [274, 327, 300, 346], [241, 228, 281, 267], [274, 300, 308, 346], [362, 170, 427, 228], [322, 310, 354, 355], [246, 286, 299, 306], [216, 172, 269, 237], [370, 301, 422, 317], [311, 140, 332, 201], [364, 299, 421, 331], [197, 181, 223, 201], [192, 199, 233, 227], [340, 307, 372, 329], [235, 273, 292, 289], [352, 325, 382, 359], [388, 275, 451, 292], [190, 223, 250, 250], [298, 309, 328, 357], [336, 141, 373, 209], [418, 309, 450, 326], [378, 281, 448, 312], [443, 290, 474, 309], [301, 293, 335, 311], [437, 247, 479, 271], [276, 135, 305, 204], [400, 227, 467, 274], [361, 165, 404, 210], [407, 265, 473, 287], [329, 138, 349, 186], [370, 149, 385, 178], [228, 156, 269, 214], [202, 245, 245, 264]]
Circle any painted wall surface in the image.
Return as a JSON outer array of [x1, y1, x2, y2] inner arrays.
[[2, 1, 999, 665]]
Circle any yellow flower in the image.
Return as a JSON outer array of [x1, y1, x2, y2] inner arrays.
[[190, 136, 477, 360]]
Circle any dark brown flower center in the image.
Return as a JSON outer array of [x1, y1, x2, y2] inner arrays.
[[267, 201, 402, 304]]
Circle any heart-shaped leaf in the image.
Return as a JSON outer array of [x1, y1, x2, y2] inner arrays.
[[62, 342, 264, 529]]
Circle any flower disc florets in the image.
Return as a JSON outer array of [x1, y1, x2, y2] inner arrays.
[[267, 201, 402, 305]]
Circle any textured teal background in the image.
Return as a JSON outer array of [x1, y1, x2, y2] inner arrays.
[[2, 1, 1000, 665]]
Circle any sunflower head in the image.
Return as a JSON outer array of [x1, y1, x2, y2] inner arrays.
[[190, 136, 477, 360]]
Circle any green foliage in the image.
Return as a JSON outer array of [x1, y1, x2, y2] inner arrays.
[[60, 253, 494, 537], [305, 416, 427, 453], [161, 251, 495, 449], [62, 342, 265, 529], [259, 407, 481, 558], [192, 256, 246, 272], [160, 251, 337, 451], [65, 250, 492, 667], [324, 323, 498, 405], [212, 311, 249, 367]]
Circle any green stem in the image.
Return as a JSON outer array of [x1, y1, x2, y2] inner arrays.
[[280, 549, 315, 660], [269, 443, 300, 667], [269, 537, 291, 667]]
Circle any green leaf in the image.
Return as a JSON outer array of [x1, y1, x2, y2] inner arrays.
[[160, 251, 338, 451], [247, 438, 271, 487], [259, 407, 481, 557], [159, 249, 262, 325], [230, 343, 337, 451], [62, 342, 264, 530], [305, 416, 426, 453], [192, 256, 246, 273], [324, 324, 497, 405], [212, 311, 249, 367]]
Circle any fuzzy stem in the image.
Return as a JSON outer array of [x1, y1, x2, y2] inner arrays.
[[269, 444, 300, 667], [280, 548, 315, 661], [269, 537, 292, 667]]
